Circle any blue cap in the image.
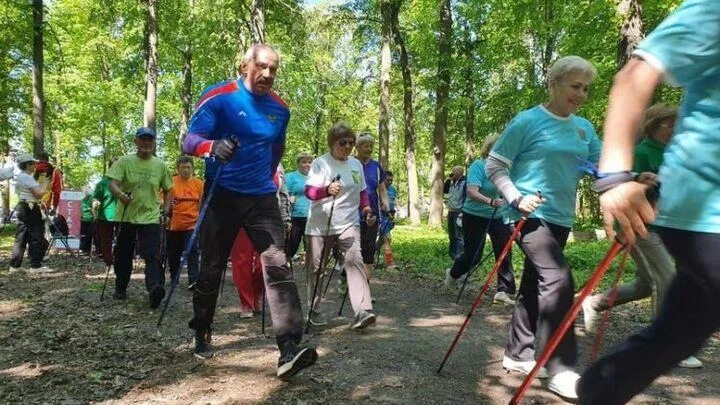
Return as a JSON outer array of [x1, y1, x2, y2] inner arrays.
[[135, 127, 156, 138]]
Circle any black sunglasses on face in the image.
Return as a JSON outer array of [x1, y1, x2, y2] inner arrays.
[[338, 139, 355, 147]]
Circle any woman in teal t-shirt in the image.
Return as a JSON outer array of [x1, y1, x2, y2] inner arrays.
[[486, 56, 602, 400], [444, 135, 515, 305]]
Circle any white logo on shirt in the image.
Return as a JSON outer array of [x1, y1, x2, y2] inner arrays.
[[238, 110, 247, 117]]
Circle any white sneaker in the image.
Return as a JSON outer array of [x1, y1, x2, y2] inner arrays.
[[27, 266, 53, 274], [678, 355, 703, 369], [582, 297, 600, 333], [493, 291, 515, 306], [548, 370, 580, 400], [502, 356, 548, 379], [444, 268, 457, 288], [8, 266, 23, 274]]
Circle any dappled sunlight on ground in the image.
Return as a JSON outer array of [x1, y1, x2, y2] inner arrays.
[[0, 362, 58, 378]]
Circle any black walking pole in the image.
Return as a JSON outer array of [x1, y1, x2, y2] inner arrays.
[[337, 287, 348, 316], [304, 174, 341, 334], [157, 165, 224, 327]]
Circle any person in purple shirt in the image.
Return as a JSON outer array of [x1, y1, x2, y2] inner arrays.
[[182, 44, 316, 379], [355, 133, 389, 281]]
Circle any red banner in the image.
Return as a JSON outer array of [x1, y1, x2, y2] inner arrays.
[[57, 190, 83, 249]]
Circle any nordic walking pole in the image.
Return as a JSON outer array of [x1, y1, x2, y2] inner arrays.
[[589, 249, 630, 361], [509, 186, 659, 405], [101, 193, 131, 301], [456, 205, 499, 303], [304, 174, 341, 334], [437, 215, 528, 373], [261, 289, 267, 336], [337, 286, 348, 316], [157, 163, 224, 327], [509, 240, 625, 404], [320, 254, 339, 299]]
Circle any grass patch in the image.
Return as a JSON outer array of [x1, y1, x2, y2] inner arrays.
[[390, 223, 636, 292]]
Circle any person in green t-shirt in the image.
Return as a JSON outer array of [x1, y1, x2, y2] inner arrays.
[[79, 188, 96, 255], [106, 127, 173, 308], [583, 103, 702, 369], [92, 158, 118, 267]]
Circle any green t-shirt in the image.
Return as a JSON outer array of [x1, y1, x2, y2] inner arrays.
[[93, 176, 118, 222], [633, 138, 665, 174], [106, 154, 172, 224], [81, 194, 94, 222]]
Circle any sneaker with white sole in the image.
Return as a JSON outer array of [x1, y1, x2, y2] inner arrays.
[[548, 370, 580, 400], [502, 355, 548, 379], [444, 268, 457, 288], [27, 266, 53, 274], [678, 355, 703, 369], [582, 296, 600, 333], [8, 266, 23, 274], [277, 341, 317, 379], [308, 310, 327, 327], [351, 310, 376, 330], [493, 291, 515, 306]]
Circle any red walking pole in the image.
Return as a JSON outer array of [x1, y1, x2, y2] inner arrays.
[[437, 217, 528, 373], [508, 240, 625, 405]]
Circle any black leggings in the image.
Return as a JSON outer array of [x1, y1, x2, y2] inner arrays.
[[579, 227, 720, 404], [449, 212, 515, 294], [286, 216, 307, 258]]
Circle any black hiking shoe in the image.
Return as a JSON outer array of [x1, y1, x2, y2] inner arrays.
[[113, 289, 127, 300], [193, 329, 214, 359], [276, 341, 317, 379], [149, 286, 165, 309]]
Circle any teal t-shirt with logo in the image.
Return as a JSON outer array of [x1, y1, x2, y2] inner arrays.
[[285, 170, 310, 218], [490, 105, 601, 227], [634, 0, 720, 233]]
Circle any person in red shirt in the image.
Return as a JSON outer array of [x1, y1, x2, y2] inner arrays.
[[34, 151, 62, 212], [166, 156, 204, 288], [230, 165, 290, 317]]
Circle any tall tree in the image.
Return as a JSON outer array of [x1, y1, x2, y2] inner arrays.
[[251, 0, 265, 44], [617, 0, 644, 68], [32, 0, 44, 155], [378, 0, 392, 170], [179, 0, 195, 147], [143, 0, 158, 131], [427, 0, 452, 226], [390, 0, 420, 225]]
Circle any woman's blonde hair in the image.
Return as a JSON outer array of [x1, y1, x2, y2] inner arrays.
[[641, 103, 678, 140], [547, 55, 597, 86], [478, 134, 500, 158]]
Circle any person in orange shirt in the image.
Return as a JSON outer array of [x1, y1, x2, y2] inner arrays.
[[34, 151, 63, 212], [167, 156, 204, 288]]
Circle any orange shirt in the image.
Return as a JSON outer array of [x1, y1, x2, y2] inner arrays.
[[169, 175, 204, 231]]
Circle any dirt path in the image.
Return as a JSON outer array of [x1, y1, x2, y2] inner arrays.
[[1, 256, 718, 404]]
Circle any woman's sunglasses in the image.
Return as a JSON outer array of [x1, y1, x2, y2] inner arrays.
[[338, 139, 356, 147]]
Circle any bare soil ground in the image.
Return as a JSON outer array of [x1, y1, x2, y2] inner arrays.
[[1, 254, 718, 404]]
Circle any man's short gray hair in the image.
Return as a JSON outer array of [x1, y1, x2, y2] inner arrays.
[[547, 55, 597, 85], [356, 133, 375, 146], [242, 43, 279, 64]]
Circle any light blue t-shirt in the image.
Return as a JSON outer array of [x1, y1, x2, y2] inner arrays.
[[463, 159, 507, 219], [490, 105, 601, 227], [387, 185, 397, 211], [634, 0, 720, 233], [285, 170, 310, 218]]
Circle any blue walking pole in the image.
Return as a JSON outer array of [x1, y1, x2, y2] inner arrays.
[[157, 164, 223, 327]]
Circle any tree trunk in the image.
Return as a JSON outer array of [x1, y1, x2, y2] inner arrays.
[[427, 0, 452, 227], [32, 0, 44, 156], [180, 47, 192, 149], [390, 1, 420, 225], [313, 83, 326, 157], [143, 0, 158, 131], [378, 0, 392, 170], [617, 0, 643, 69], [461, 31, 475, 165], [251, 0, 265, 44]]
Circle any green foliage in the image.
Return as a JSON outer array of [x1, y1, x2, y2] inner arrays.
[[392, 223, 637, 292]]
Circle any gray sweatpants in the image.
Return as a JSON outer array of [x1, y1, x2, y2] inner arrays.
[[306, 225, 373, 316], [590, 231, 675, 315]]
